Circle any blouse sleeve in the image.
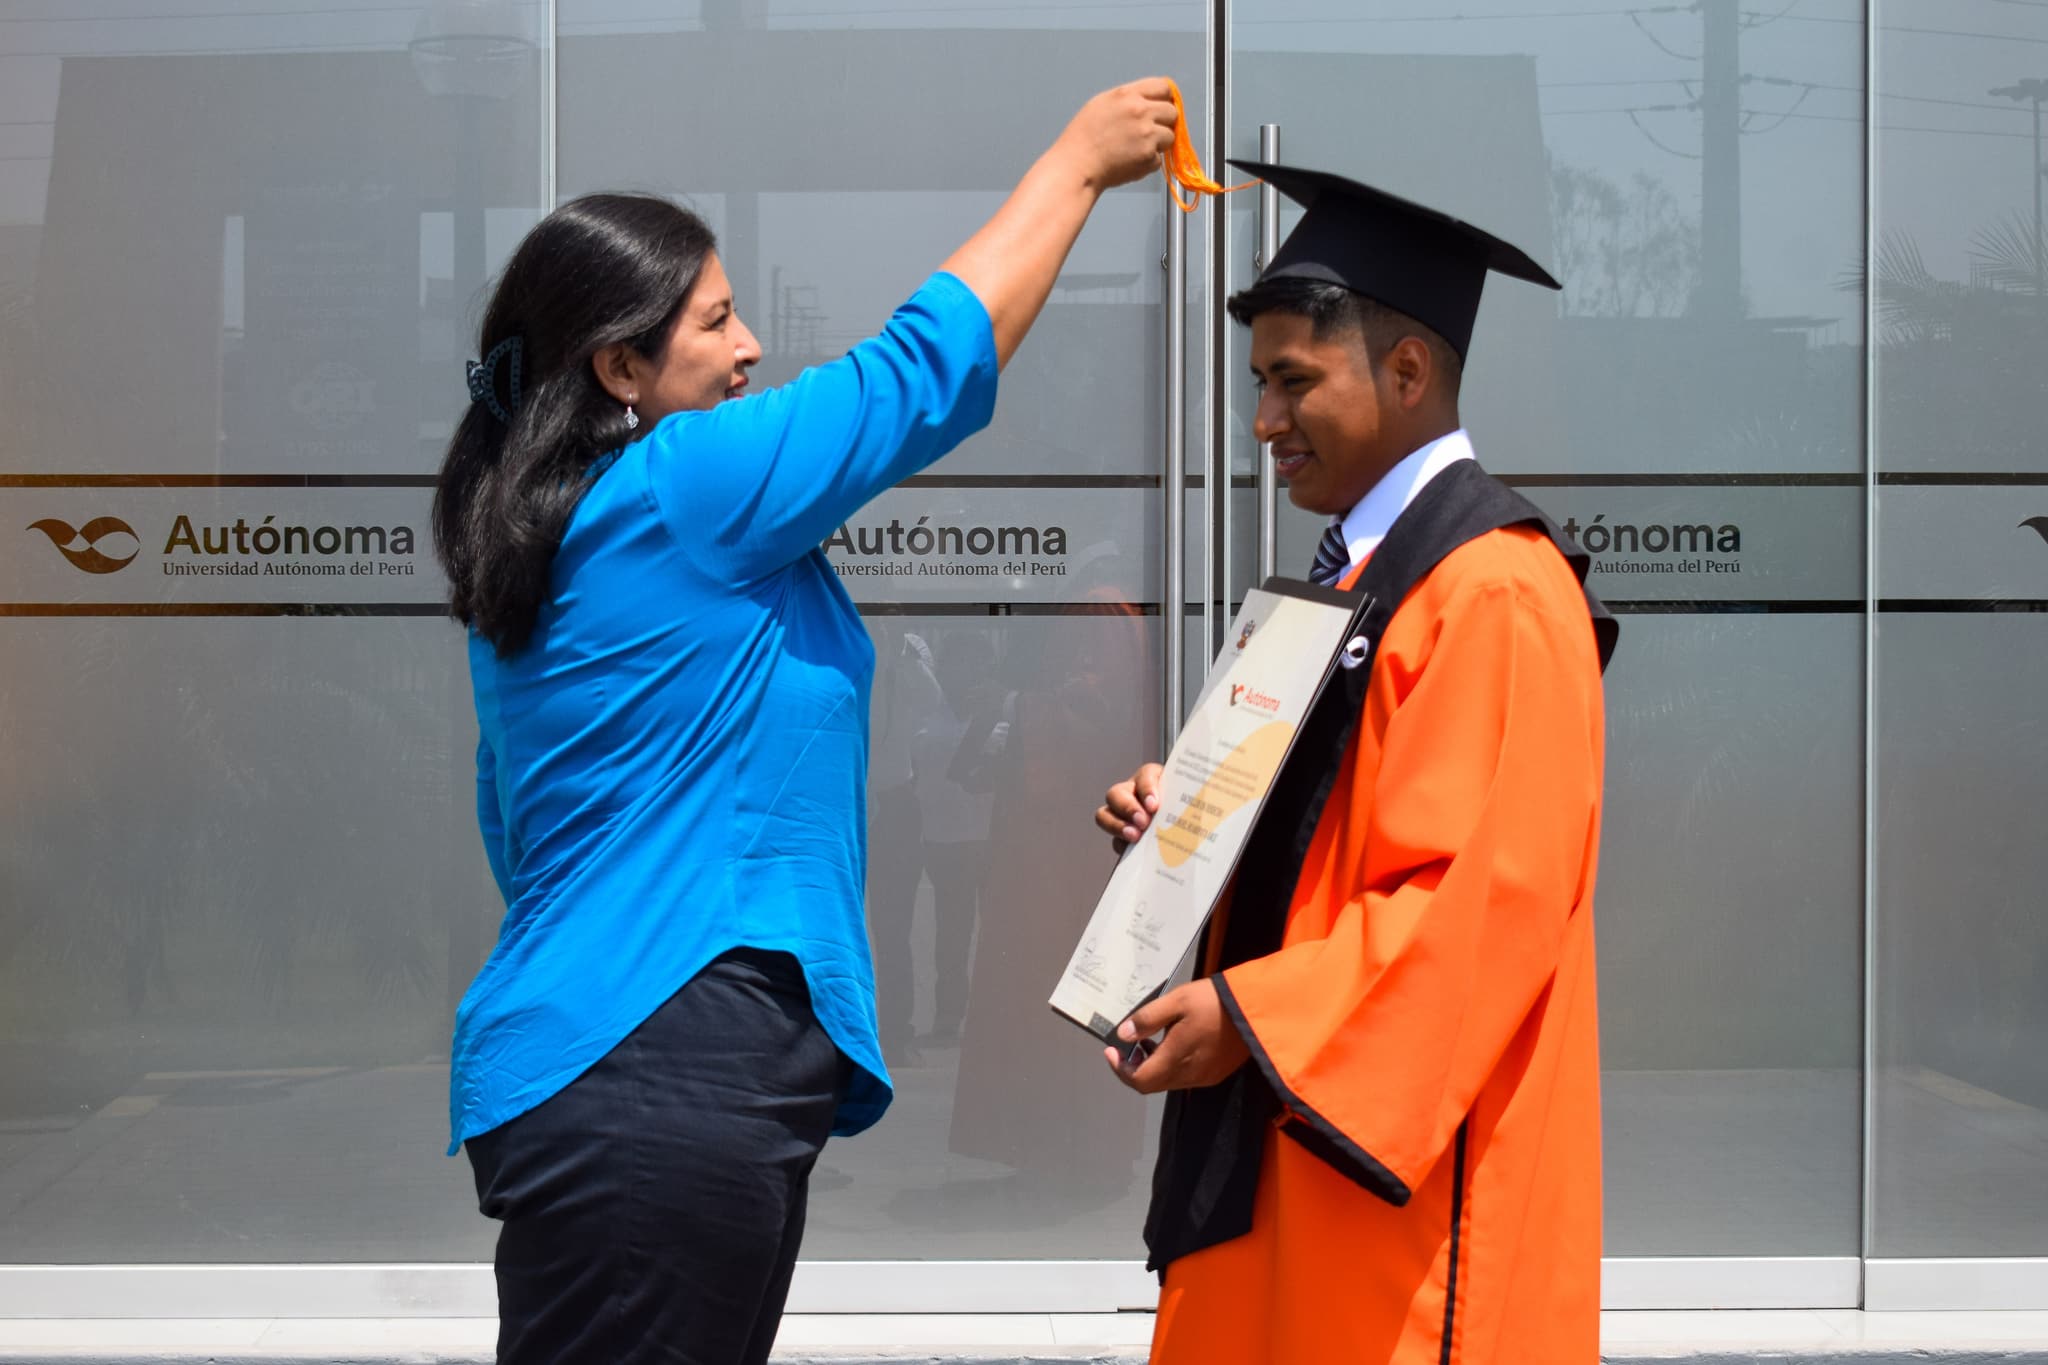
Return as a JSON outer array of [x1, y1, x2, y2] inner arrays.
[[641, 271, 999, 583]]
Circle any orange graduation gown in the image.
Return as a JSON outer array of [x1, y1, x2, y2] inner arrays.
[[1151, 522, 1609, 1365]]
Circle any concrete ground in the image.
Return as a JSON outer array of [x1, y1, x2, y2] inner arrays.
[[4, 1311, 2048, 1363]]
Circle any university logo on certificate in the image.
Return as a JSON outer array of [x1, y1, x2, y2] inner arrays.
[[1050, 577, 1369, 1040]]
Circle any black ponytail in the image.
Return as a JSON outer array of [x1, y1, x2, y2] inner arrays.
[[433, 193, 716, 656]]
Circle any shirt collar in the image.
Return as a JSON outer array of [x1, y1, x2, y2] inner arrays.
[[1334, 428, 1475, 568]]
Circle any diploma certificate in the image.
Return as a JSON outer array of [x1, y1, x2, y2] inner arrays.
[[1049, 577, 1368, 1039]]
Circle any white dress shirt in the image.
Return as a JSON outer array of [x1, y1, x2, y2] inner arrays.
[[1332, 428, 1476, 571]]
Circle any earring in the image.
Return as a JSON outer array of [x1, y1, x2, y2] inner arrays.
[[624, 400, 639, 432]]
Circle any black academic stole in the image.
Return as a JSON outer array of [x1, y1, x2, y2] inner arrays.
[[1142, 460, 1618, 1274]]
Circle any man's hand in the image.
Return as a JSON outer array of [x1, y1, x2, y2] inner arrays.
[[1103, 979, 1251, 1094], [1095, 762, 1164, 853]]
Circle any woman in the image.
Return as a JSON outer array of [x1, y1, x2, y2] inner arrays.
[[433, 80, 1178, 1363]]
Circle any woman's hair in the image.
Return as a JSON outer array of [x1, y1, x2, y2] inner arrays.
[[433, 193, 717, 656]]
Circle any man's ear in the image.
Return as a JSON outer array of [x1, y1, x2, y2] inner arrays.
[[1383, 335, 1435, 411], [590, 342, 641, 406]]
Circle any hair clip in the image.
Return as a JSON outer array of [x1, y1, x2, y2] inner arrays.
[[465, 336, 524, 424]]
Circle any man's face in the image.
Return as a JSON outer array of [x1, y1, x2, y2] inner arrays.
[[1247, 311, 1400, 518]]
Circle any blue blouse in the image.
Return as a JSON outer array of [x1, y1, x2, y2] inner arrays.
[[450, 272, 998, 1153]]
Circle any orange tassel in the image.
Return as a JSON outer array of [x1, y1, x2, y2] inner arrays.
[[1162, 78, 1255, 212]]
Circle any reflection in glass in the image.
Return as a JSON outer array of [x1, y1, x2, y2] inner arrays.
[[0, 621, 494, 1262], [0, 1, 544, 1261], [1871, 0, 2048, 1260], [810, 613, 1165, 1258]]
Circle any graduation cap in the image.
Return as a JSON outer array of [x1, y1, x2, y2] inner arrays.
[[1227, 160, 1561, 361]]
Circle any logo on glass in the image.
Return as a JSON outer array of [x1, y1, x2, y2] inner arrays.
[[2023, 516, 2048, 547], [27, 517, 140, 574]]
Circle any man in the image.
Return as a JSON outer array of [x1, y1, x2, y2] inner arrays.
[[1094, 164, 1617, 1364], [866, 622, 940, 1066]]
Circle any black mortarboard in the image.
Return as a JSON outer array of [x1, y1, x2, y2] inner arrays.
[[1227, 160, 1561, 360]]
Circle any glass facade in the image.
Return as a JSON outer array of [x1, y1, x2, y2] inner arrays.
[[1228, 2, 1869, 1261], [1869, 0, 2048, 1262], [0, 1, 547, 1262], [0, 0, 2040, 1307]]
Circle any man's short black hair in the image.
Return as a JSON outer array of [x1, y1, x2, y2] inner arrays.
[[1226, 276, 1464, 396]]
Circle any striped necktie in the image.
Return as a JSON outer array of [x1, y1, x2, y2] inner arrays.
[[1308, 521, 1350, 586]]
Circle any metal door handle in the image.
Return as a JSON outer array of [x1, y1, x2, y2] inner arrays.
[[1162, 182, 1188, 751], [1255, 122, 1281, 584]]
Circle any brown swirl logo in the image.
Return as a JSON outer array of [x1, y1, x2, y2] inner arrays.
[[28, 517, 140, 574], [2023, 516, 2048, 547]]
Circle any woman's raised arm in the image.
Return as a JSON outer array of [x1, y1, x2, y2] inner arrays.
[[645, 80, 1182, 581], [941, 78, 1179, 368]]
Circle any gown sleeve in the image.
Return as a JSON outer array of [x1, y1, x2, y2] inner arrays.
[[1213, 572, 1604, 1204]]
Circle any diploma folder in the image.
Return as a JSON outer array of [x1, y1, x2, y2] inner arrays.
[[1049, 576, 1370, 1041]]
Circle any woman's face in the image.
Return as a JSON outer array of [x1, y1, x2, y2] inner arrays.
[[633, 253, 762, 425]]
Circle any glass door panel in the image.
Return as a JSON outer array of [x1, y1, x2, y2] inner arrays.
[[1226, 0, 1868, 1258], [560, 0, 1208, 1258]]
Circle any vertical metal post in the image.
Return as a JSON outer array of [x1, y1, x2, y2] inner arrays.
[[541, 0, 557, 210], [2034, 94, 2043, 296], [1207, 8, 1230, 660], [1163, 188, 1188, 750], [1860, 0, 1879, 1285], [1255, 122, 1281, 583], [1698, 0, 1742, 318]]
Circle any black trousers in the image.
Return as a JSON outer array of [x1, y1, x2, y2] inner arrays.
[[466, 949, 850, 1365]]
